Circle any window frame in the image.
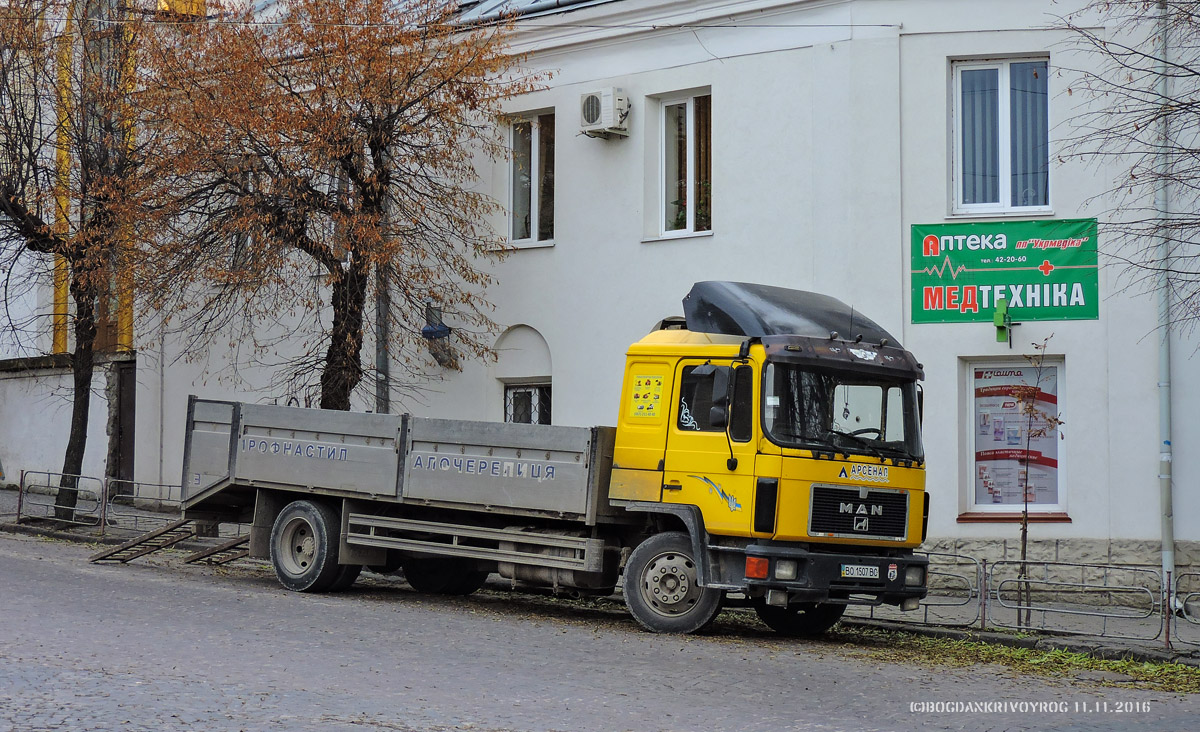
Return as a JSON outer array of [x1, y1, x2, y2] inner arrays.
[[504, 382, 551, 425], [762, 363, 925, 461], [964, 359, 1066, 515], [659, 93, 712, 237], [674, 364, 729, 433], [952, 57, 1052, 216], [509, 112, 555, 247]]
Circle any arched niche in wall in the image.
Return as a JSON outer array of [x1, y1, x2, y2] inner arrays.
[[493, 325, 552, 424], [493, 324, 552, 383]]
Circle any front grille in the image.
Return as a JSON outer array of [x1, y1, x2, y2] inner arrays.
[[808, 484, 908, 541]]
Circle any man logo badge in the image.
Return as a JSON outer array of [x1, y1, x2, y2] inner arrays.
[[853, 516, 869, 532], [887, 564, 898, 581]]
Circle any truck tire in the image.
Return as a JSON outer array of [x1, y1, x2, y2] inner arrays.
[[623, 532, 723, 634], [270, 500, 343, 592], [402, 557, 489, 596], [754, 601, 845, 637], [367, 550, 403, 575], [329, 563, 362, 592]]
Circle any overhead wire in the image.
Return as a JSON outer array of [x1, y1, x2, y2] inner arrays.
[[1, 12, 901, 32]]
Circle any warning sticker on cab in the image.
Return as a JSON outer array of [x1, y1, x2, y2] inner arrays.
[[628, 375, 664, 419]]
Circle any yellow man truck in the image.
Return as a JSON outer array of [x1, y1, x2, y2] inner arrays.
[[175, 282, 929, 635]]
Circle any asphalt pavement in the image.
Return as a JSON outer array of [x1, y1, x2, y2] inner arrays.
[[2, 532, 1198, 732], [2, 482, 1198, 671]]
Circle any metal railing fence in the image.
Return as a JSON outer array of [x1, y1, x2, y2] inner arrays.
[[844, 554, 1200, 648], [1173, 572, 1200, 648], [104, 479, 183, 532], [846, 551, 983, 628], [17, 471, 182, 536], [986, 560, 1163, 642], [17, 471, 106, 528]]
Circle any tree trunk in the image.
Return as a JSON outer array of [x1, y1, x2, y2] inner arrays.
[[54, 274, 98, 520], [319, 264, 368, 411], [1019, 509, 1030, 627]]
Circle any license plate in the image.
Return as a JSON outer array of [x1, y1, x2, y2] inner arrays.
[[840, 564, 880, 579]]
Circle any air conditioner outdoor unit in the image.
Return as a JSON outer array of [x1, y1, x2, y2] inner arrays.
[[580, 88, 630, 138]]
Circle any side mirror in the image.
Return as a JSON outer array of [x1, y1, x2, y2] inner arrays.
[[917, 384, 924, 427], [709, 404, 728, 429]]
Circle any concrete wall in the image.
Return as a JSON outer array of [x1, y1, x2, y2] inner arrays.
[[0, 364, 108, 484]]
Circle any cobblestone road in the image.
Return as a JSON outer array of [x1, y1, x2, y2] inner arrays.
[[0, 533, 1195, 731]]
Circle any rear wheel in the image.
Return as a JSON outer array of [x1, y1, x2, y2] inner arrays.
[[329, 563, 362, 592], [754, 601, 845, 637], [270, 500, 342, 592], [402, 557, 489, 596], [367, 550, 403, 575], [623, 532, 723, 634]]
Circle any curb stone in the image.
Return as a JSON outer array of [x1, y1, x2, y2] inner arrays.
[[0, 520, 230, 553], [0, 520, 128, 547]]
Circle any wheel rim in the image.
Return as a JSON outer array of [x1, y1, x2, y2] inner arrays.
[[639, 550, 700, 617], [278, 516, 317, 577]]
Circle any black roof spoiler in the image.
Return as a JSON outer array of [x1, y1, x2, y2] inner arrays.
[[682, 281, 899, 346]]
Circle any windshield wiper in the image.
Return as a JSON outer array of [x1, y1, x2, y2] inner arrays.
[[824, 429, 885, 458]]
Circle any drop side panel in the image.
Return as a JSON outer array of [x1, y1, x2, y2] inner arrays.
[[402, 418, 596, 517]]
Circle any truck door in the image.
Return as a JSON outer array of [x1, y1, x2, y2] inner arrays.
[[662, 361, 757, 537]]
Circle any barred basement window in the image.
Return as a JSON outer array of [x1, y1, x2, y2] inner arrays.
[[505, 384, 551, 425]]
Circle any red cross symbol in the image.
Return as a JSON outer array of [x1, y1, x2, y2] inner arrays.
[[1038, 260, 1055, 276]]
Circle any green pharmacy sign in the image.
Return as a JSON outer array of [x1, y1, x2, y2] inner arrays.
[[910, 218, 1099, 324]]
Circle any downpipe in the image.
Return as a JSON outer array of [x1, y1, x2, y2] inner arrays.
[[1153, 1, 1177, 631]]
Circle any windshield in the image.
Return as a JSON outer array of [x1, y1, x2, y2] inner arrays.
[[763, 363, 924, 460]]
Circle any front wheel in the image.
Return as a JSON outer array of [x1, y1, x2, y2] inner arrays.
[[754, 600, 845, 637], [270, 500, 343, 592], [623, 532, 723, 634]]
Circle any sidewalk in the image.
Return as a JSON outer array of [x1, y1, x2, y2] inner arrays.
[[2, 483, 1198, 667]]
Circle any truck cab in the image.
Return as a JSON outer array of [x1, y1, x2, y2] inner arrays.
[[610, 282, 929, 634]]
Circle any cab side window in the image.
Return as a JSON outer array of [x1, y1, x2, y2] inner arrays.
[[730, 365, 754, 442], [677, 365, 728, 432]]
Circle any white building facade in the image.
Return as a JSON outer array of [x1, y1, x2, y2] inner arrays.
[[428, 0, 1200, 572], [1, 0, 1195, 574]]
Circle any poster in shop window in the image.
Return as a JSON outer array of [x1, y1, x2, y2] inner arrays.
[[973, 365, 1060, 507]]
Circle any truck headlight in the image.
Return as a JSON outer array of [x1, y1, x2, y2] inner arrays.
[[904, 565, 925, 587], [775, 559, 798, 581]]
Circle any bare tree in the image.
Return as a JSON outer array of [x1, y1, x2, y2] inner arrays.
[[136, 0, 541, 410], [1012, 336, 1065, 627], [0, 0, 149, 518], [1058, 0, 1200, 328]]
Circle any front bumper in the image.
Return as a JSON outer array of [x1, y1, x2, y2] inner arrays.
[[742, 543, 928, 606]]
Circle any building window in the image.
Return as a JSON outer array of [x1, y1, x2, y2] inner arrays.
[[505, 384, 551, 425], [511, 113, 554, 243], [968, 362, 1063, 512], [662, 94, 711, 235], [955, 59, 1049, 213]]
